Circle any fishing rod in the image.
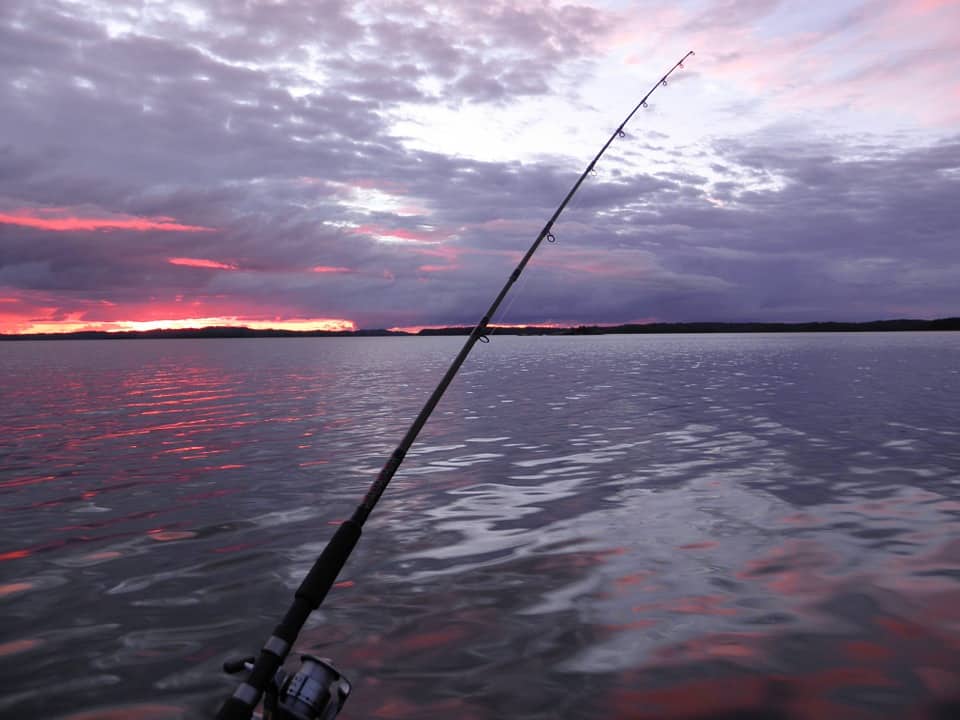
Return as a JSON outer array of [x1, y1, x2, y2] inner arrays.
[[216, 50, 695, 720]]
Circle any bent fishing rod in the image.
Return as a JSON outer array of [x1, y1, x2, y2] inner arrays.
[[217, 50, 695, 720]]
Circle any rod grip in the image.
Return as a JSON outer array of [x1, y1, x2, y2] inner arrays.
[[215, 520, 363, 720]]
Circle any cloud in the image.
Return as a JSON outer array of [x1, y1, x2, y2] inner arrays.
[[614, 0, 960, 127], [168, 257, 238, 270], [0, 209, 214, 233], [679, 0, 781, 31], [0, 0, 957, 333]]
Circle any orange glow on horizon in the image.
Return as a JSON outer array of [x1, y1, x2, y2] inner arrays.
[[0, 209, 214, 233], [118, 317, 356, 332], [2, 315, 356, 335], [0, 291, 357, 335], [168, 257, 238, 270]]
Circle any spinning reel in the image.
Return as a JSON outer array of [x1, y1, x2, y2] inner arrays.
[[224, 654, 350, 720]]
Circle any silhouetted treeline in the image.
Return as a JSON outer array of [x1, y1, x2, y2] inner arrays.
[[0, 326, 404, 341], [417, 318, 960, 336], [2, 317, 957, 341]]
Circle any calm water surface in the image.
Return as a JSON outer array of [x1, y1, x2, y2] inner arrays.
[[1, 333, 959, 719]]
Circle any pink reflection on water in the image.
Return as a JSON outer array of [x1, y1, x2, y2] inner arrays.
[[587, 481, 960, 719], [737, 538, 839, 599], [0, 474, 56, 490], [606, 653, 952, 719], [148, 529, 196, 542], [57, 705, 188, 720], [82, 550, 123, 562], [299, 459, 329, 468], [610, 674, 786, 719], [368, 696, 483, 720], [159, 445, 207, 454], [0, 549, 31, 561], [0, 582, 33, 596], [658, 631, 765, 663], [631, 595, 738, 618], [615, 571, 654, 588], [212, 543, 253, 554], [676, 541, 719, 551], [0, 638, 43, 657]]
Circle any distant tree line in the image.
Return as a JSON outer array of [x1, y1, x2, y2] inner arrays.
[[2, 317, 957, 341], [416, 318, 960, 336]]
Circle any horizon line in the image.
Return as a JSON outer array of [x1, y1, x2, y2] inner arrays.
[[2, 317, 958, 340]]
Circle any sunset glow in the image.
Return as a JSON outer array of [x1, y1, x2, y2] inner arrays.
[[238, 317, 356, 332], [9, 320, 346, 334], [117, 317, 356, 332], [0, 307, 356, 335]]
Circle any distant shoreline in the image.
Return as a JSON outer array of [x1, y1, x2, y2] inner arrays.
[[2, 318, 958, 340]]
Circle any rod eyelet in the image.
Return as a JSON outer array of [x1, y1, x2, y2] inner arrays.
[[546, 233, 556, 243]]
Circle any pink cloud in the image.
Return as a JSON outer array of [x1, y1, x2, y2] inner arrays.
[[609, 0, 959, 126], [534, 248, 655, 278], [350, 224, 443, 243], [409, 245, 461, 261], [349, 225, 449, 245], [418, 264, 461, 273], [311, 265, 352, 274], [906, 0, 953, 14], [348, 177, 407, 192], [476, 218, 542, 233], [0, 208, 214, 233], [168, 257, 238, 270]]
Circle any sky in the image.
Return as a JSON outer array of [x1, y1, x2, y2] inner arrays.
[[1, 0, 958, 334]]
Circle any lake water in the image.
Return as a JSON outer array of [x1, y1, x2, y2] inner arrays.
[[1, 333, 959, 719]]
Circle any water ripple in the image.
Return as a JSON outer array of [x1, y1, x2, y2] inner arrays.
[[1, 334, 958, 718]]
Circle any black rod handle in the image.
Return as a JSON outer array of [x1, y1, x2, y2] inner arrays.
[[215, 520, 362, 719]]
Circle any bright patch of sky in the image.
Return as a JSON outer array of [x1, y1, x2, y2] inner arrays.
[[383, 0, 942, 182], [332, 183, 430, 218]]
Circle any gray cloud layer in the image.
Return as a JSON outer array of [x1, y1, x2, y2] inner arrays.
[[1, 0, 957, 329]]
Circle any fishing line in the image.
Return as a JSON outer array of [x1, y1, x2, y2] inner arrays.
[[217, 50, 696, 720]]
